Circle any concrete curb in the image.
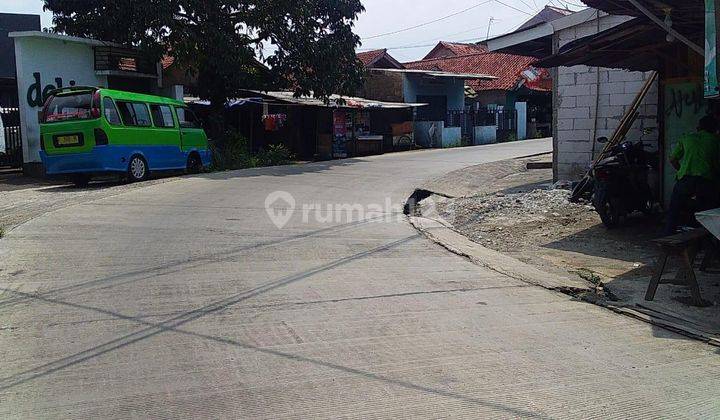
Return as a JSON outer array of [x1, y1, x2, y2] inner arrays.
[[408, 192, 720, 348], [408, 213, 592, 292]]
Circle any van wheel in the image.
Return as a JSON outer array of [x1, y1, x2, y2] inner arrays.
[[186, 153, 202, 174], [71, 174, 91, 188], [128, 155, 149, 182]]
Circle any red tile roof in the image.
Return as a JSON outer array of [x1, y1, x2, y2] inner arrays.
[[404, 52, 550, 92], [357, 49, 386, 67], [423, 42, 488, 60], [357, 49, 404, 69], [161, 55, 175, 69]]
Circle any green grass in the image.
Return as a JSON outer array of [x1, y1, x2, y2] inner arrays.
[[573, 268, 602, 285], [0, 226, 5, 239]]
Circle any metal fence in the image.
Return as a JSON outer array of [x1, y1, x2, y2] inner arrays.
[[445, 107, 518, 143], [1, 107, 22, 168]]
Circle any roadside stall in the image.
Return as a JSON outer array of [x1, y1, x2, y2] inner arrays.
[[190, 91, 422, 161]]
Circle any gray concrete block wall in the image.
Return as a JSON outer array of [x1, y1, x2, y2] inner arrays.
[[553, 13, 659, 181]]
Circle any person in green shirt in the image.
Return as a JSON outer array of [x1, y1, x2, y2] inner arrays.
[[664, 115, 720, 235]]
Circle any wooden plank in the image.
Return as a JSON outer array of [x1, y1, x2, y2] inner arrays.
[[652, 228, 709, 247]]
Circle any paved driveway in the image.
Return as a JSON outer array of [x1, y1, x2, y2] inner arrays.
[[1, 139, 719, 418]]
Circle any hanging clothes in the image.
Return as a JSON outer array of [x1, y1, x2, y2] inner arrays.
[[262, 113, 287, 131]]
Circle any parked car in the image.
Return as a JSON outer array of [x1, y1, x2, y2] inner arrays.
[[39, 86, 210, 186]]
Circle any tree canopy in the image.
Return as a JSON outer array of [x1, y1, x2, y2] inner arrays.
[[43, 0, 366, 108]]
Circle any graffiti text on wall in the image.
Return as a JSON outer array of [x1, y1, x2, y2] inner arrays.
[[664, 84, 709, 118], [26, 72, 77, 108]]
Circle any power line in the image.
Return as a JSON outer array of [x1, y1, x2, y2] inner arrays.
[[358, 36, 486, 52], [515, 0, 540, 13], [361, 0, 493, 40], [492, 0, 536, 16]]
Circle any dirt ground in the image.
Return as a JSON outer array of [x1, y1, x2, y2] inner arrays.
[[428, 154, 720, 340]]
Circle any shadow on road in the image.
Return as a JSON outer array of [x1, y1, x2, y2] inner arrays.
[[0, 217, 381, 310]]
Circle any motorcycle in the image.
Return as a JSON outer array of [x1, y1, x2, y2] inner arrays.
[[591, 137, 657, 228]]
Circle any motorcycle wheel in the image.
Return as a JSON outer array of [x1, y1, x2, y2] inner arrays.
[[594, 191, 622, 228], [640, 199, 654, 216]]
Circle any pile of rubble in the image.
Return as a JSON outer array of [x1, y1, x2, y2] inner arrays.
[[437, 187, 599, 251]]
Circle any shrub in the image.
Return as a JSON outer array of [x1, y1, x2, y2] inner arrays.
[[209, 129, 295, 171], [209, 129, 255, 171], [255, 144, 295, 166]]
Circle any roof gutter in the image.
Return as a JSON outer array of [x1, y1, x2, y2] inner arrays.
[[623, 0, 703, 56]]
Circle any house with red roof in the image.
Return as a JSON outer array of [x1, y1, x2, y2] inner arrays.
[[422, 42, 488, 60], [403, 43, 553, 139], [356, 49, 498, 147], [357, 49, 404, 70]]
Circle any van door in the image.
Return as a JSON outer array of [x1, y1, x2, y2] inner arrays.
[[148, 103, 183, 169], [175, 106, 206, 152], [115, 100, 159, 166]]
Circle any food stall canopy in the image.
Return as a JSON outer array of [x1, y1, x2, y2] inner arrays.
[[534, 18, 664, 71]]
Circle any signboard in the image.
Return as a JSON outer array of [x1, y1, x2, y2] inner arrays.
[[705, 0, 719, 98]]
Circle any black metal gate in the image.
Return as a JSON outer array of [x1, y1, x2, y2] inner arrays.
[[445, 107, 518, 144], [1, 107, 22, 168]]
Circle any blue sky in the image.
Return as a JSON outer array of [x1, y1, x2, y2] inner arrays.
[[0, 0, 584, 62]]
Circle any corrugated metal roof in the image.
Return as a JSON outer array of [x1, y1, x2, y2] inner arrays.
[[249, 91, 425, 109], [187, 91, 427, 109]]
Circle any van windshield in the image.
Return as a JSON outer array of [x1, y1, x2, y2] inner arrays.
[[44, 93, 93, 122]]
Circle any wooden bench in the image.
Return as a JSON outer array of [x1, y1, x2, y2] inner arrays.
[[645, 228, 714, 306]]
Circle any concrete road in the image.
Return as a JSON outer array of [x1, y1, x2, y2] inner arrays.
[[1, 138, 718, 418]]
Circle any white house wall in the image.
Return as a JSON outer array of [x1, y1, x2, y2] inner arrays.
[[553, 14, 659, 181], [14, 36, 108, 166]]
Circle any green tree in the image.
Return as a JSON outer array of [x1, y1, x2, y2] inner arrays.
[[43, 0, 366, 133]]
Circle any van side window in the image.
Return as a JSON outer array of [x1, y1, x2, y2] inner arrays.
[[176, 107, 200, 129], [117, 101, 152, 127], [150, 104, 175, 128], [102, 97, 122, 125]]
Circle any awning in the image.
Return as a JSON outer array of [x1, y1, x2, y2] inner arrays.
[[248, 91, 426, 109], [581, 0, 704, 55], [534, 18, 668, 71], [582, 0, 703, 22], [187, 91, 426, 109]]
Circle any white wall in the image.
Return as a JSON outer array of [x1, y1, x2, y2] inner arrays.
[[553, 14, 659, 181], [14, 36, 108, 165]]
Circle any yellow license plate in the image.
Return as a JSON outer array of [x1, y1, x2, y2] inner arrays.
[[57, 135, 80, 146]]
